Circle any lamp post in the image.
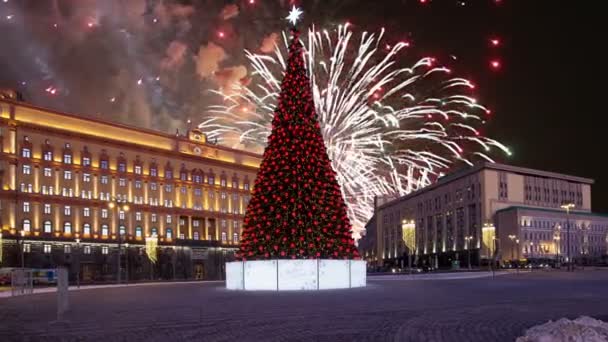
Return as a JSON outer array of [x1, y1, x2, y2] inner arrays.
[[529, 241, 534, 269], [19, 230, 25, 269], [464, 235, 473, 270], [515, 239, 520, 273], [553, 227, 561, 269], [75, 238, 80, 288], [560, 203, 575, 272], [108, 198, 129, 284], [508, 234, 516, 264], [124, 242, 129, 284]]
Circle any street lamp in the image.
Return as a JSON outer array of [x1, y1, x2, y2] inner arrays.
[[75, 237, 81, 288], [124, 242, 129, 284], [508, 235, 516, 263], [464, 235, 473, 270], [109, 198, 129, 284], [560, 203, 575, 271], [553, 226, 561, 268]]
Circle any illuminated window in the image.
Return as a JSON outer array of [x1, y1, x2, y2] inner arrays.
[[193, 231, 199, 240], [165, 170, 173, 179], [64, 222, 72, 234], [83, 173, 91, 182], [83, 223, 91, 235], [44, 244, 52, 254], [64, 170, 72, 180], [135, 180, 142, 189], [232, 180, 238, 188], [64, 245, 71, 254], [23, 202, 30, 213], [194, 188, 202, 196], [22, 164, 31, 175], [166, 215, 172, 224], [220, 178, 227, 187], [135, 226, 142, 237], [180, 172, 188, 181], [44, 203, 51, 214], [22, 219, 31, 232], [23, 244, 31, 253], [21, 147, 31, 158], [193, 220, 200, 227], [118, 162, 126, 173], [119, 211, 125, 220], [165, 184, 172, 192], [135, 212, 142, 221], [101, 225, 109, 236], [179, 233, 185, 239], [101, 209, 108, 218], [119, 178, 126, 187], [193, 174, 202, 183], [221, 220, 227, 228], [102, 246, 109, 255], [221, 231, 227, 242], [43, 151, 53, 161], [244, 182, 250, 191], [101, 176, 108, 184], [233, 233, 239, 243], [150, 167, 157, 177], [119, 225, 126, 235], [63, 154, 72, 164], [134, 165, 142, 174], [151, 227, 158, 237], [84, 245, 91, 254], [100, 160, 109, 169], [208, 175, 215, 185], [180, 186, 186, 194], [44, 167, 52, 177], [166, 228, 173, 239], [151, 214, 157, 223], [221, 192, 227, 200], [82, 156, 91, 166], [64, 206, 71, 216], [43, 220, 52, 233], [150, 182, 157, 191]]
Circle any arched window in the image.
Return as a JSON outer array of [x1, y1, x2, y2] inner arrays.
[[101, 224, 109, 236], [64, 222, 72, 234], [151, 227, 158, 237], [164, 162, 173, 180], [135, 226, 142, 238], [22, 219, 31, 232], [63, 143, 73, 164], [221, 231, 227, 242], [233, 232, 239, 243], [83, 223, 91, 235], [43, 220, 52, 233], [119, 225, 126, 236], [166, 228, 173, 239], [180, 164, 188, 181], [220, 171, 227, 187]]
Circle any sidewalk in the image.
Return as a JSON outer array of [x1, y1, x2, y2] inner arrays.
[[369, 270, 517, 281], [0, 280, 223, 299]]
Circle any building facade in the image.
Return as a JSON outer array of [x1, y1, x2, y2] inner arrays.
[[359, 162, 608, 269], [0, 98, 261, 281]]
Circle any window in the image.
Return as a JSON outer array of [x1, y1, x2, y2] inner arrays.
[[63, 154, 72, 164], [101, 225, 109, 236], [62, 206, 70, 216], [194, 188, 202, 196], [21, 147, 31, 158], [119, 210, 125, 220], [165, 184, 173, 192], [136, 212, 142, 221], [81, 173, 91, 183], [220, 178, 227, 187], [23, 202, 30, 213], [44, 244, 52, 254], [64, 170, 72, 180], [193, 231, 199, 240], [221, 192, 227, 200], [102, 246, 109, 255], [244, 182, 250, 191], [64, 222, 72, 234], [101, 175, 108, 184], [43, 167, 52, 177], [232, 180, 238, 189], [233, 233, 239, 243], [135, 180, 142, 189], [135, 226, 142, 237], [165, 170, 173, 179], [151, 214, 157, 223], [150, 167, 157, 177], [150, 182, 158, 191], [82, 156, 91, 166], [100, 159, 109, 169], [221, 219, 227, 228], [83, 223, 91, 235], [43, 220, 52, 233], [23, 244, 31, 253], [166, 215, 172, 224], [119, 225, 126, 235], [64, 245, 71, 254], [151, 227, 158, 237], [44, 203, 51, 214], [101, 209, 108, 218], [22, 164, 31, 175], [166, 228, 173, 239], [119, 178, 126, 187], [193, 220, 200, 227], [22, 219, 31, 232], [221, 231, 227, 242], [134, 165, 142, 174], [180, 186, 186, 194], [180, 172, 187, 181], [118, 162, 126, 173], [208, 175, 215, 185], [193, 174, 202, 183], [43, 151, 53, 161], [84, 245, 91, 254]]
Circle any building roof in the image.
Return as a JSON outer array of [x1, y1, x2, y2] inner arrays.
[[496, 206, 608, 219], [378, 162, 594, 210]]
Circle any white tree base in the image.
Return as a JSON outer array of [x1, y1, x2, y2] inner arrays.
[[226, 259, 366, 291]]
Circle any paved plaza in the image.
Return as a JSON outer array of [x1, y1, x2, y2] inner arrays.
[[1, 270, 608, 342]]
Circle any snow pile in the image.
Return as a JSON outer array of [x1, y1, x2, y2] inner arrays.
[[517, 316, 608, 342]]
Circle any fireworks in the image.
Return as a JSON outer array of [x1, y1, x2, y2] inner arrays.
[[204, 26, 511, 238]]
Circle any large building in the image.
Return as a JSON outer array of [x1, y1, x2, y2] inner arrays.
[[359, 162, 608, 269], [0, 97, 261, 281]]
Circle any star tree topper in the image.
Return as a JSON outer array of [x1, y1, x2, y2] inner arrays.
[[286, 5, 303, 26]]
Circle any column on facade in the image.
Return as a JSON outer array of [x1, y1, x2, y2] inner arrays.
[[188, 216, 193, 239], [93, 207, 99, 235], [228, 218, 233, 245], [34, 165, 40, 193], [204, 217, 210, 241], [215, 217, 220, 241], [93, 174, 99, 199]]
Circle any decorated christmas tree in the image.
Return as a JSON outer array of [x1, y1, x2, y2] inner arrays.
[[236, 11, 359, 261]]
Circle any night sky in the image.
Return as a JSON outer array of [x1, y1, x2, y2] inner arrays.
[[1, 0, 606, 212]]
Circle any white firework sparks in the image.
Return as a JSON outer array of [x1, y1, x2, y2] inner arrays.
[[201, 25, 511, 239]]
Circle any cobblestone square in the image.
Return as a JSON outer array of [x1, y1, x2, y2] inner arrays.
[[2, 271, 608, 342]]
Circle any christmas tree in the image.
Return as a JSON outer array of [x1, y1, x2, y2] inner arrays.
[[237, 22, 359, 261]]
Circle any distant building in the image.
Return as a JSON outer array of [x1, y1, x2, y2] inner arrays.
[[359, 162, 608, 268], [0, 98, 261, 281]]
